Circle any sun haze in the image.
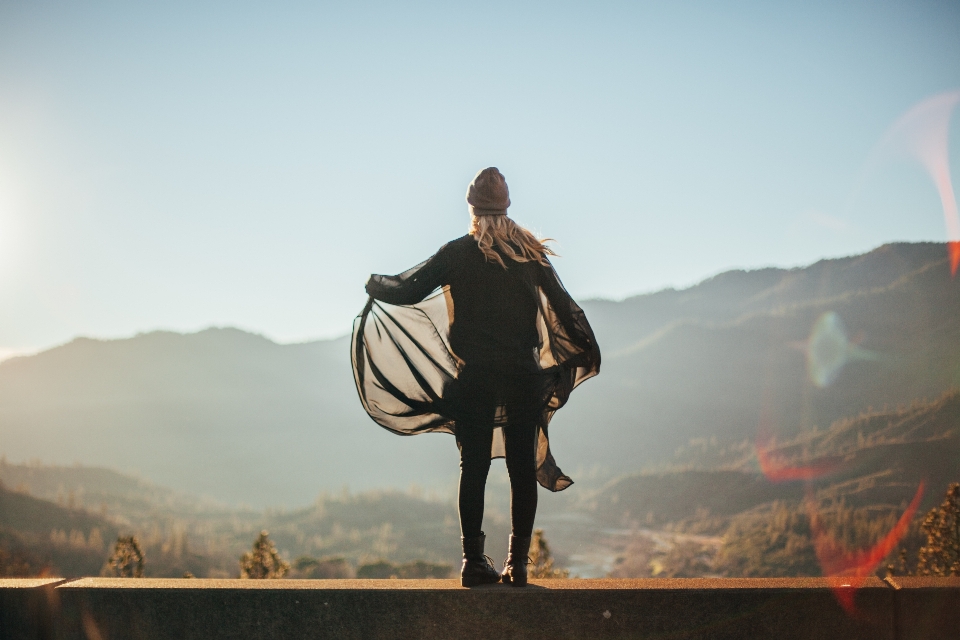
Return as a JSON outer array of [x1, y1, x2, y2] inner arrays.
[[0, 1, 958, 354]]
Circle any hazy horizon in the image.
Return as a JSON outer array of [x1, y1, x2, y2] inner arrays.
[[0, 238, 947, 362]]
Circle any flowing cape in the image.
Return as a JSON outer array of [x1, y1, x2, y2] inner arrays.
[[351, 257, 600, 492]]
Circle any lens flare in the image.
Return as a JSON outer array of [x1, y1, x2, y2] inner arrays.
[[806, 312, 879, 388], [756, 436, 842, 482], [806, 481, 925, 614], [755, 412, 923, 615], [871, 90, 960, 274], [754, 402, 845, 483]]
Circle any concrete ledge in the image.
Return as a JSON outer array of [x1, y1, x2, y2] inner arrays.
[[885, 576, 960, 640], [0, 577, 955, 639], [0, 579, 66, 640]]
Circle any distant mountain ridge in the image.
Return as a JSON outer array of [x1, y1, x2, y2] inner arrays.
[[581, 242, 946, 353], [1, 242, 957, 506], [0, 327, 458, 507], [559, 242, 960, 472]]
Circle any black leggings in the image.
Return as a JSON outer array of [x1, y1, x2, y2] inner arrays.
[[457, 421, 538, 539]]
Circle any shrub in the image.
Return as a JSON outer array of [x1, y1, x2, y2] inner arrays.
[[103, 536, 144, 578], [916, 483, 960, 577], [239, 531, 289, 579]]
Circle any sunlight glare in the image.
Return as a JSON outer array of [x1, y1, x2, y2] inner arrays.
[[807, 482, 925, 613], [872, 90, 960, 274], [806, 312, 880, 388]]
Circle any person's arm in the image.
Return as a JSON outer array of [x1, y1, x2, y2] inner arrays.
[[365, 243, 452, 306]]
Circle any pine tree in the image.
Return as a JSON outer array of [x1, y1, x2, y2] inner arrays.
[[239, 530, 289, 579], [916, 483, 960, 576], [528, 529, 569, 579], [104, 535, 144, 578]]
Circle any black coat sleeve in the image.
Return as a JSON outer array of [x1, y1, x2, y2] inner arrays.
[[365, 243, 452, 306]]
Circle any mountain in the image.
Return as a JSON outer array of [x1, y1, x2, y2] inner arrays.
[[553, 242, 960, 470], [579, 242, 943, 353], [1, 242, 958, 506], [0, 329, 461, 506]]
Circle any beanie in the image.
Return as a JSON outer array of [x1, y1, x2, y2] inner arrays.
[[466, 167, 510, 216]]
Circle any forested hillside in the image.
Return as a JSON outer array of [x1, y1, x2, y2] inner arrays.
[[0, 466, 466, 579], [590, 389, 960, 578], [2, 389, 957, 578]]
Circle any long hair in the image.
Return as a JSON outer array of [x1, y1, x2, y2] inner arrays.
[[469, 214, 556, 269]]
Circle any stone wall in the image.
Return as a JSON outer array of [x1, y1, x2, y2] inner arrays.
[[2, 576, 958, 640]]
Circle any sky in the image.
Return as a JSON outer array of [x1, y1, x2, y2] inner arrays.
[[0, 0, 959, 356]]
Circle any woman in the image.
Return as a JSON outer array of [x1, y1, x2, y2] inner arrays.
[[351, 167, 600, 587]]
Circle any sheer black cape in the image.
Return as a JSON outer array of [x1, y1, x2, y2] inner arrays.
[[351, 235, 600, 491]]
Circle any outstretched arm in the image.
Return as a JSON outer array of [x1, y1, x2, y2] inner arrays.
[[365, 243, 452, 306]]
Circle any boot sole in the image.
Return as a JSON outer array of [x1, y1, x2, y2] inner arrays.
[[501, 574, 528, 587], [461, 575, 501, 587]]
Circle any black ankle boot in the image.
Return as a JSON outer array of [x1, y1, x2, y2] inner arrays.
[[501, 534, 531, 587], [461, 532, 501, 587]]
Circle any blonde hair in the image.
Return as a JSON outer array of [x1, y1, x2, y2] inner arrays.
[[469, 214, 556, 268]]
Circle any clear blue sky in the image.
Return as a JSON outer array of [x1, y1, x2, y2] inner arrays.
[[1, 0, 958, 356]]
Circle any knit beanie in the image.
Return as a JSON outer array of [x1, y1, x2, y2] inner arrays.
[[466, 167, 510, 216]]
